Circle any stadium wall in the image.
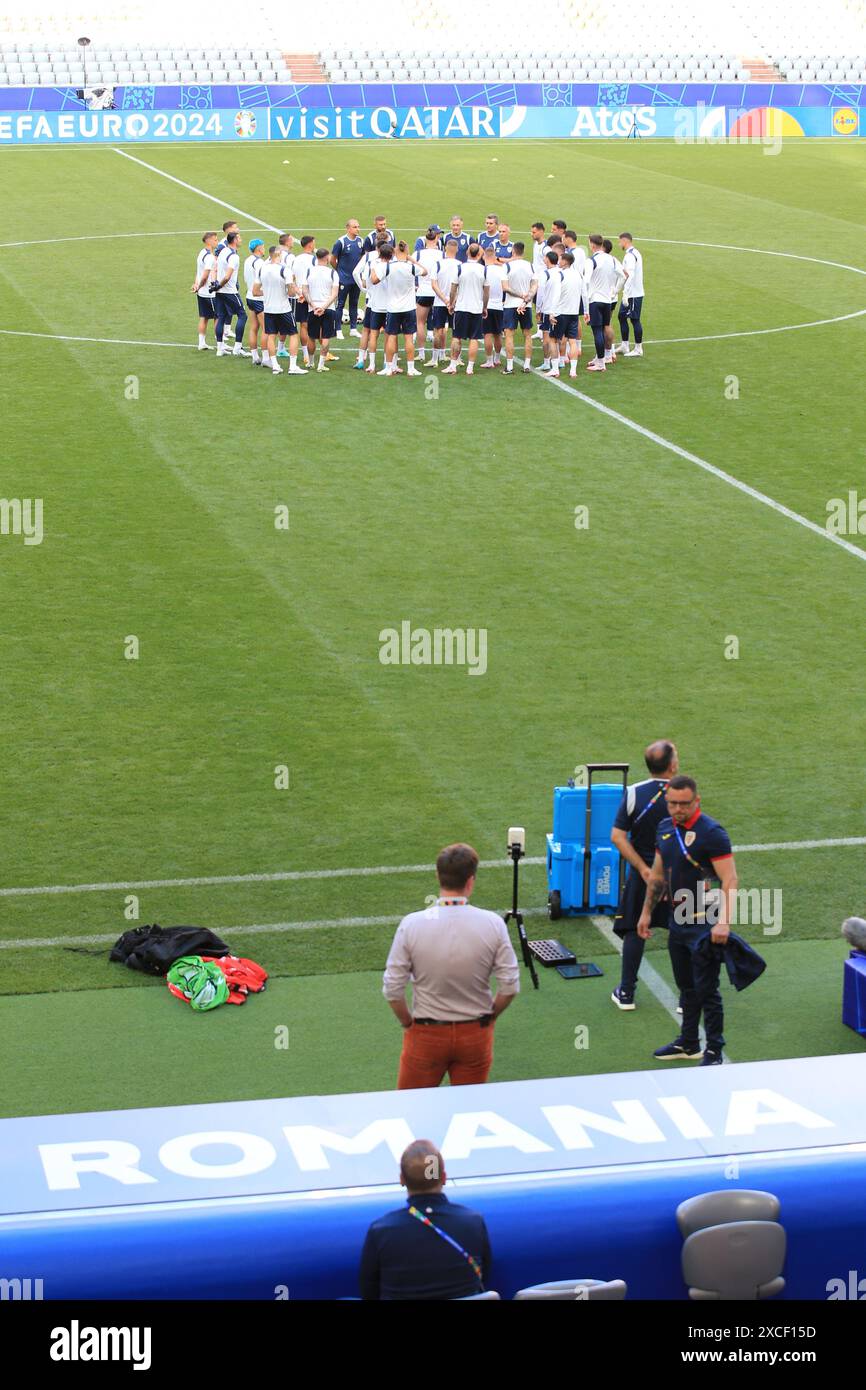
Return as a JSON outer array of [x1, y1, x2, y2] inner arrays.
[[0, 83, 862, 143], [1, 1055, 864, 1300]]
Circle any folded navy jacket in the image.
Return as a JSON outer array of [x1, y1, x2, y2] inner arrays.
[[695, 930, 767, 991]]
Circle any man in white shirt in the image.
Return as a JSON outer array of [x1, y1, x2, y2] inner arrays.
[[413, 227, 442, 364], [443, 244, 490, 375], [303, 248, 340, 372], [429, 240, 460, 368], [501, 243, 538, 373], [213, 230, 250, 358], [292, 235, 316, 367], [548, 251, 587, 378], [583, 234, 621, 373], [383, 843, 519, 1089], [191, 230, 218, 350], [353, 235, 391, 374], [253, 245, 307, 376], [617, 232, 645, 358], [372, 241, 427, 377], [243, 237, 267, 365], [530, 222, 548, 339], [480, 245, 507, 368], [535, 248, 561, 372]]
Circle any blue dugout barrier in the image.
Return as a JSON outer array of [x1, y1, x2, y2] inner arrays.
[[1, 1054, 864, 1299]]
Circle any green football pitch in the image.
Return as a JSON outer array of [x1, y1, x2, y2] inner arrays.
[[1, 137, 865, 1120]]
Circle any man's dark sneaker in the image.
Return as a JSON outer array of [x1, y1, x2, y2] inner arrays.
[[700, 1049, 724, 1066], [653, 1040, 703, 1061], [611, 987, 636, 1011]]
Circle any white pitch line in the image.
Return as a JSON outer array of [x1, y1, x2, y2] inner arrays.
[[0, 855, 545, 899], [0, 906, 552, 951], [0, 328, 196, 349], [0, 836, 861, 902], [111, 147, 282, 232], [537, 369, 866, 564]]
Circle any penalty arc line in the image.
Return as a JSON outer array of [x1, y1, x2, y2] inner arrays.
[[0, 836, 863, 900], [536, 369, 866, 565]]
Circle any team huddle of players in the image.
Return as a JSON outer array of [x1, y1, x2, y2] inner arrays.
[[191, 214, 645, 378]]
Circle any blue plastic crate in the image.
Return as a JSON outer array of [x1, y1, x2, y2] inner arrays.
[[842, 950, 866, 1038]]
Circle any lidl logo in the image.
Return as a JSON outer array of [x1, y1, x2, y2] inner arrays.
[[832, 107, 858, 135], [234, 110, 257, 138]]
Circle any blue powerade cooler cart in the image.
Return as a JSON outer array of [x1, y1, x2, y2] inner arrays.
[[546, 762, 629, 919]]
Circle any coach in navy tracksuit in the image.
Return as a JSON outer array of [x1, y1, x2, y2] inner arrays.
[[610, 739, 679, 1010], [638, 775, 739, 1067], [331, 219, 366, 333], [359, 1141, 492, 1300]]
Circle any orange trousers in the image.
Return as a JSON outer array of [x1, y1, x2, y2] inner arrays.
[[397, 1019, 494, 1089]]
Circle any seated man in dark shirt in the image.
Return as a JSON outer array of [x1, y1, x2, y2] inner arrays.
[[359, 1140, 492, 1300]]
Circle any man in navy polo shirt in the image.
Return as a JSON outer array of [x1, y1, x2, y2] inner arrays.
[[610, 739, 679, 1010], [476, 213, 500, 252], [331, 219, 365, 337], [443, 215, 470, 261], [359, 1140, 492, 1299], [638, 775, 738, 1066], [493, 221, 514, 262]]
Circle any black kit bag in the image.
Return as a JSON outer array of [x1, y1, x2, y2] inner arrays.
[[110, 924, 232, 976]]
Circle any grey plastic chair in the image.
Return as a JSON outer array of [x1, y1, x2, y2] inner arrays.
[[676, 1189, 780, 1237], [682, 1221, 786, 1300], [513, 1278, 627, 1301]]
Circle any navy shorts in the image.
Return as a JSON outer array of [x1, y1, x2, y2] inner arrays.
[[416, 296, 434, 309], [452, 310, 483, 340], [429, 305, 451, 330], [538, 312, 550, 332], [264, 310, 297, 336], [485, 308, 504, 335], [385, 309, 417, 336], [363, 307, 387, 331], [196, 295, 216, 320], [306, 309, 337, 340], [503, 305, 533, 331], [295, 300, 309, 324], [589, 302, 612, 329], [620, 295, 643, 321], [554, 313, 581, 341], [246, 297, 264, 313]]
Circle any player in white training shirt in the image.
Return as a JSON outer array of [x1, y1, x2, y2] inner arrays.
[[443, 243, 489, 375], [243, 238, 267, 365], [291, 236, 316, 366], [429, 240, 460, 368], [583, 234, 622, 373], [303, 248, 340, 372], [480, 245, 507, 368], [547, 251, 587, 378], [214, 231, 250, 358], [354, 236, 391, 374], [616, 232, 645, 358], [191, 231, 218, 350], [413, 227, 442, 365], [500, 243, 537, 373], [253, 244, 307, 376], [372, 241, 427, 377], [535, 248, 561, 372]]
